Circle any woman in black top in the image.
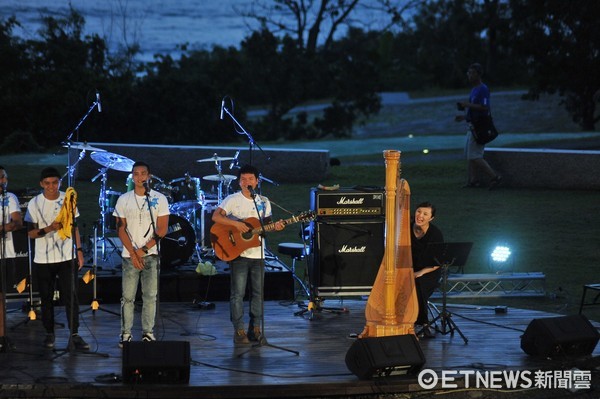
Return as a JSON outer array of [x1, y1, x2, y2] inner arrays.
[[411, 202, 444, 331]]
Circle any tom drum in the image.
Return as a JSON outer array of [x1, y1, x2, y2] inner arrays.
[[161, 214, 196, 267]]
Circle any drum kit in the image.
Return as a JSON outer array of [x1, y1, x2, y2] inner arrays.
[[89, 149, 240, 267]]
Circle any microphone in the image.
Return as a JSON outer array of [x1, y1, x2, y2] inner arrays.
[[229, 150, 240, 170], [143, 180, 150, 194], [247, 185, 256, 199], [96, 91, 102, 112], [220, 98, 225, 120]]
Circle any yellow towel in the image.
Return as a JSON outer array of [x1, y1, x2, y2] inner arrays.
[[55, 187, 77, 240]]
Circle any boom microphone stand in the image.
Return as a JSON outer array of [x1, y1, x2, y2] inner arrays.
[[238, 187, 299, 357], [53, 192, 108, 359], [0, 190, 11, 351], [220, 97, 270, 166], [144, 182, 162, 325]]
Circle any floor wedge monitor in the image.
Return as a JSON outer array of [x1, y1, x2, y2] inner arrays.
[[520, 315, 599, 358], [122, 341, 191, 383], [345, 335, 426, 379]]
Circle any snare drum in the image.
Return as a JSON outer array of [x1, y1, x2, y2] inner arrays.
[[170, 176, 204, 213]]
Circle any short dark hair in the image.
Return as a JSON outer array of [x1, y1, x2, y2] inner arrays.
[[40, 167, 61, 181], [0, 165, 5, 170], [469, 63, 483, 77], [132, 161, 150, 173], [416, 201, 436, 217], [237, 164, 259, 179]]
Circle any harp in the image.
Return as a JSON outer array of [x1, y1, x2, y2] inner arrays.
[[359, 150, 418, 338]]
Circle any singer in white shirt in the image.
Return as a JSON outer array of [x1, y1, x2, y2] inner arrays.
[[212, 164, 284, 345], [113, 161, 169, 347], [0, 166, 23, 260]]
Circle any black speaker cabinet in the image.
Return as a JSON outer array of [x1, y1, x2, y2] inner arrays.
[[122, 341, 191, 383], [311, 219, 384, 296], [521, 315, 599, 358], [345, 335, 426, 379]]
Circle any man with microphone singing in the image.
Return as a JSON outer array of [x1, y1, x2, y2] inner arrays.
[[212, 164, 285, 345], [113, 161, 169, 348]]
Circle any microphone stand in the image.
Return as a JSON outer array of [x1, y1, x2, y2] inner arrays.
[[0, 190, 11, 351], [53, 192, 108, 360], [221, 100, 271, 166], [144, 185, 161, 325], [61, 96, 101, 188], [238, 189, 299, 357]]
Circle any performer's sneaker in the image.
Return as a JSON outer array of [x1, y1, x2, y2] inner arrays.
[[142, 332, 156, 342], [43, 333, 55, 349], [247, 326, 262, 342], [72, 334, 90, 350], [119, 333, 132, 348], [233, 330, 250, 345]]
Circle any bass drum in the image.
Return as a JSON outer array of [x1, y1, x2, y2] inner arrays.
[[161, 214, 196, 267]]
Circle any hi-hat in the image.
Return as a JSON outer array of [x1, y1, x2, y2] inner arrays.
[[91, 151, 135, 172], [203, 174, 236, 182], [63, 141, 106, 152], [196, 154, 234, 162]]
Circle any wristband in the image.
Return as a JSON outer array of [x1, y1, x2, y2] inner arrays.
[[38, 228, 47, 237], [141, 245, 149, 254], [77, 247, 83, 252]]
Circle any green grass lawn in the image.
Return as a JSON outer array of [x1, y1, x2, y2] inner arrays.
[[2, 90, 599, 322]]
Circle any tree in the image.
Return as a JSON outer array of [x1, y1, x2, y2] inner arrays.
[[507, 0, 600, 130]]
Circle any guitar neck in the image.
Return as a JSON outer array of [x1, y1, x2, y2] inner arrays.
[[250, 214, 301, 236]]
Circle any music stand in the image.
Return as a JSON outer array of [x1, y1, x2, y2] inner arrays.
[[420, 242, 472, 344]]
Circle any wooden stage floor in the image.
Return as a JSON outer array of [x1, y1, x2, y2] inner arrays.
[[1, 297, 599, 398]]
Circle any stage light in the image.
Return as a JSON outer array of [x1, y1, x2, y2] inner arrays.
[[422, 149, 429, 154], [491, 246, 511, 262], [489, 245, 513, 273]]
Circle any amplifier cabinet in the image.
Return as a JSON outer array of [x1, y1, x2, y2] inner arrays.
[[310, 187, 385, 218], [310, 218, 384, 296]]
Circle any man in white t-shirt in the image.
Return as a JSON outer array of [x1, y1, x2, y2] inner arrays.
[[113, 161, 169, 348], [212, 164, 285, 345], [0, 165, 23, 260], [25, 167, 88, 350]]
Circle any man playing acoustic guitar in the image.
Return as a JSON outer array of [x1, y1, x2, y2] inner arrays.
[[211, 164, 285, 345]]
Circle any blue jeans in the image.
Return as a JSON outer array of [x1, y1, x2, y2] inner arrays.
[[229, 257, 264, 331], [120, 255, 158, 335]]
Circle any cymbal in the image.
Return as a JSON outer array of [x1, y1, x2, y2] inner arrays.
[[91, 151, 135, 172], [203, 174, 236, 182], [196, 154, 234, 162], [63, 141, 106, 152]]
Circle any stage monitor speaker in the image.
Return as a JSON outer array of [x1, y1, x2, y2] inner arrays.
[[520, 315, 599, 358], [345, 335, 426, 379], [122, 341, 190, 383], [312, 219, 384, 296]]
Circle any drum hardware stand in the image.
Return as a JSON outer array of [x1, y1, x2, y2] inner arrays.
[[92, 168, 121, 263], [238, 189, 299, 357], [416, 242, 472, 345], [80, 225, 119, 317]]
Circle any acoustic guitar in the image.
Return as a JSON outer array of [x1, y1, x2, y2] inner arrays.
[[210, 211, 314, 261]]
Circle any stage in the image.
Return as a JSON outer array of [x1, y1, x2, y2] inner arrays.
[[1, 297, 599, 398]]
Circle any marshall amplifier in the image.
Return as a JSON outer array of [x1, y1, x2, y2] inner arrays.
[[310, 218, 385, 296], [310, 187, 385, 218]]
